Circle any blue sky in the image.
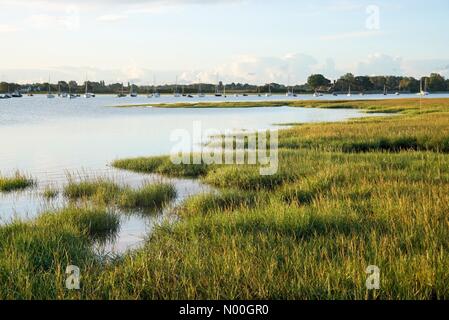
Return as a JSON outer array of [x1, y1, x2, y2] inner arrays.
[[1, 0, 448, 84]]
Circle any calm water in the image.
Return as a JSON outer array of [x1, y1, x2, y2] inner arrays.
[[0, 94, 414, 253]]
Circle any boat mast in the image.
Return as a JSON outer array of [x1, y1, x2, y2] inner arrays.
[[216, 73, 219, 95], [175, 76, 178, 95]]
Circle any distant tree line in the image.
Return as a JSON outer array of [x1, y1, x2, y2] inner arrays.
[[1, 73, 449, 94], [308, 73, 449, 93]]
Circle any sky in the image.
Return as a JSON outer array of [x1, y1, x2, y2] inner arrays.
[[0, 0, 448, 85]]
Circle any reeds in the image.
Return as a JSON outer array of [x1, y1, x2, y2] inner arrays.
[[0, 171, 34, 192], [63, 178, 177, 210], [1, 98, 449, 299]]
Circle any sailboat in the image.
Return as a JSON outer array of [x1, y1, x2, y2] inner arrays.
[[153, 87, 160, 98], [286, 75, 293, 97], [57, 83, 67, 98], [4, 85, 12, 99], [12, 90, 22, 98], [214, 86, 222, 97], [47, 77, 55, 98], [383, 84, 388, 96], [265, 83, 272, 97], [214, 74, 222, 97], [417, 78, 429, 96], [313, 90, 323, 97], [152, 76, 160, 98], [395, 82, 401, 95], [68, 84, 75, 99], [1, 85, 12, 99], [118, 83, 126, 97], [182, 85, 187, 97], [174, 76, 181, 98], [84, 76, 95, 98], [198, 79, 205, 98], [129, 83, 138, 97], [347, 84, 352, 97]]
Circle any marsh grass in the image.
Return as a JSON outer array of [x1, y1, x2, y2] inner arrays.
[[0, 172, 34, 192], [203, 166, 296, 190], [64, 178, 121, 203], [2, 98, 449, 299], [118, 183, 177, 209], [0, 206, 118, 299], [63, 178, 177, 211], [180, 189, 259, 216], [94, 150, 449, 299], [113, 155, 208, 178], [37, 207, 120, 240], [42, 186, 59, 199]]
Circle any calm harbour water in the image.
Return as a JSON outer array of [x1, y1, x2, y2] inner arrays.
[[1, 93, 438, 253]]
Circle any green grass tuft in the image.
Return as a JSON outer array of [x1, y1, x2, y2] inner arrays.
[[181, 189, 258, 216], [0, 172, 34, 192], [37, 207, 120, 240], [113, 155, 208, 178], [118, 183, 177, 210], [64, 179, 121, 203], [42, 187, 59, 199]]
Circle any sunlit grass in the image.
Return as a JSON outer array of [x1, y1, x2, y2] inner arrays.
[[64, 178, 121, 203], [180, 189, 258, 217], [118, 183, 177, 210], [0, 172, 34, 192], [113, 155, 208, 178], [37, 206, 120, 240], [1, 98, 449, 299], [63, 177, 176, 211]]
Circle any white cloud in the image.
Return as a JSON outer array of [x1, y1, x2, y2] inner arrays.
[[193, 53, 320, 84], [356, 53, 403, 76], [402, 59, 449, 78]]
